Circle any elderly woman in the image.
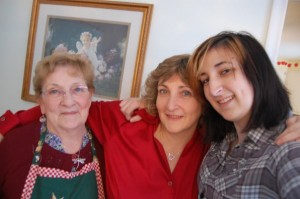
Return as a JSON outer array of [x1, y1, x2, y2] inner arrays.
[[0, 53, 105, 198]]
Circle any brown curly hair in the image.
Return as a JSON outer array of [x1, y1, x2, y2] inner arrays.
[[142, 54, 204, 116]]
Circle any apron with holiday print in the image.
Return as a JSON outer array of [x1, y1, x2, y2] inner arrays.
[[21, 125, 105, 199]]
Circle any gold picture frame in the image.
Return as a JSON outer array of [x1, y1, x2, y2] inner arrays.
[[22, 0, 153, 102]]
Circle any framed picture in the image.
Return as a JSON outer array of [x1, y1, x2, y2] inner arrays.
[[22, 0, 153, 102]]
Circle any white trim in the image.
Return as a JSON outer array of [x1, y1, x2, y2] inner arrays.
[[265, 0, 288, 65]]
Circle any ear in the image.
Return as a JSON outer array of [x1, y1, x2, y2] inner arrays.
[[89, 88, 95, 99], [36, 98, 46, 114]]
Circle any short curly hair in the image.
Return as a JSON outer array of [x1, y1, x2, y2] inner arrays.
[[33, 52, 95, 99]]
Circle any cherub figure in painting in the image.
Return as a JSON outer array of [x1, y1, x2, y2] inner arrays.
[[76, 31, 106, 78]]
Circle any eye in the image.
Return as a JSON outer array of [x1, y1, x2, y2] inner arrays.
[[182, 90, 192, 96], [72, 86, 88, 94], [74, 87, 84, 93], [47, 88, 62, 96], [158, 88, 168, 95], [200, 78, 209, 86], [220, 68, 233, 75]]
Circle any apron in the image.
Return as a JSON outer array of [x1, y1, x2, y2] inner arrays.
[[21, 124, 105, 199]]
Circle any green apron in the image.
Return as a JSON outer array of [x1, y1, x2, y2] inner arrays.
[[21, 125, 105, 199]]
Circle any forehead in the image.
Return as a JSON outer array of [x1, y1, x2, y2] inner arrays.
[[158, 73, 187, 85], [200, 48, 237, 70], [44, 65, 84, 83]]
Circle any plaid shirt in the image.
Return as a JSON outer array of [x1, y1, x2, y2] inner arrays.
[[198, 122, 300, 199]]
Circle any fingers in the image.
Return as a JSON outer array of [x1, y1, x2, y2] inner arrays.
[[120, 98, 142, 121], [286, 115, 298, 126], [130, 115, 142, 123], [0, 134, 4, 142], [275, 115, 300, 145]]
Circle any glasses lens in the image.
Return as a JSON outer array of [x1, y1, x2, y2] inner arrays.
[[71, 86, 89, 97]]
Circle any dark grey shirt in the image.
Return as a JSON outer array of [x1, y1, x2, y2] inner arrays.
[[198, 123, 300, 199]]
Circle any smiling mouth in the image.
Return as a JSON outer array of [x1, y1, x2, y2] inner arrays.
[[166, 114, 182, 119], [218, 96, 233, 104]]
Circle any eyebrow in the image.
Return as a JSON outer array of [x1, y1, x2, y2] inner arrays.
[[199, 61, 232, 78], [215, 61, 232, 67]]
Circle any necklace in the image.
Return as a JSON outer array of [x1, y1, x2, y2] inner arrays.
[[167, 152, 181, 161], [71, 150, 86, 171]]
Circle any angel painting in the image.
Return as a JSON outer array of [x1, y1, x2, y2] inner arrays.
[[75, 32, 107, 78]]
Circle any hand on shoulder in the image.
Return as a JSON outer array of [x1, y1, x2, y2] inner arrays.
[[120, 98, 145, 122], [276, 115, 300, 145]]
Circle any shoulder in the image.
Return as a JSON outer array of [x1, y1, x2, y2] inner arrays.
[[0, 120, 40, 152], [271, 142, 300, 197], [2, 120, 40, 139], [272, 141, 300, 162], [136, 109, 159, 124]]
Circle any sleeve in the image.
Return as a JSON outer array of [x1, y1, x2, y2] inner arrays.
[[0, 106, 41, 136], [275, 142, 300, 198], [87, 100, 128, 145]]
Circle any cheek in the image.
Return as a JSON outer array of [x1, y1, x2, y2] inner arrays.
[[155, 97, 166, 114], [189, 103, 202, 118], [79, 98, 92, 114], [39, 99, 57, 114]]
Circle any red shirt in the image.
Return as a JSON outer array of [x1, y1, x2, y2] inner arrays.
[[0, 101, 209, 199], [88, 101, 209, 199]]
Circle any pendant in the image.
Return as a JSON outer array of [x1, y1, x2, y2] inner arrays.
[[167, 152, 176, 161], [72, 157, 86, 164]]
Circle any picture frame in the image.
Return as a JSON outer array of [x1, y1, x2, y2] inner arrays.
[[22, 0, 153, 102]]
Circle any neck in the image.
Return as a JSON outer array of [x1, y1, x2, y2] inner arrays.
[[155, 124, 195, 173], [154, 124, 195, 155], [234, 125, 248, 145], [47, 124, 87, 154]]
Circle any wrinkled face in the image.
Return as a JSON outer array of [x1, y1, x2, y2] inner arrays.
[[38, 65, 93, 134], [199, 48, 254, 131], [156, 74, 202, 137]]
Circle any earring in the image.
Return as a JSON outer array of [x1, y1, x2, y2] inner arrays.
[[39, 114, 46, 123]]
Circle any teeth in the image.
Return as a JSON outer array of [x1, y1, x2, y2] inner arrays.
[[219, 96, 233, 104], [167, 114, 181, 119]]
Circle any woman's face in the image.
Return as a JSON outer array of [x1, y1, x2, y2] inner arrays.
[[38, 65, 92, 134], [156, 74, 202, 137], [199, 48, 254, 131]]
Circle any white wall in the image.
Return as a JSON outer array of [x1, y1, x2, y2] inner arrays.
[[278, 0, 300, 59], [0, 0, 287, 114]]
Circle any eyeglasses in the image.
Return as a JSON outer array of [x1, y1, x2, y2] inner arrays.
[[42, 85, 89, 99]]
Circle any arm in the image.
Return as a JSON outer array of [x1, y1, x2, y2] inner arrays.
[[120, 97, 146, 122], [0, 106, 41, 136], [275, 115, 300, 145], [0, 99, 141, 139]]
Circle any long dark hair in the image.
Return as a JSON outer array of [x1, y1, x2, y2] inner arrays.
[[188, 31, 291, 143]]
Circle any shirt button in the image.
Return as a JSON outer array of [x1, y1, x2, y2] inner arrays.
[[167, 181, 173, 187], [0, 116, 5, 121]]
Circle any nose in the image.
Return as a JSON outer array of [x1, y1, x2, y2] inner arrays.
[[61, 92, 76, 106], [166, 94, 179, 110], [209, 78, 223, 97]]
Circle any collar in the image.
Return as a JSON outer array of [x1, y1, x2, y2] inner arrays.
[[44, 131, 90, 153], [223, 121, 286, 151]]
